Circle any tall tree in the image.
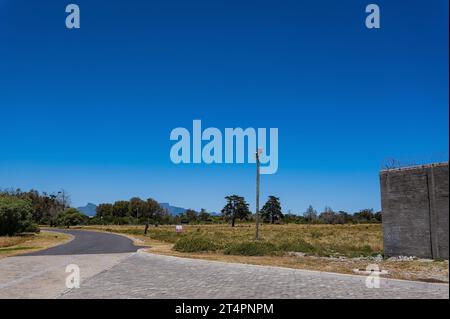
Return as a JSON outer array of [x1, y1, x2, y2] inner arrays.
[[261, 196, 283, 224], [185, 209, 198, 223], [0, 194, 34, 236], [112, 200, 129, 217], [143, 198, 163, 233], [319, 206, 337, 224], [96, 203, 113, 219], [145, 198, 163, 220], [129, 197, 146, 221], [304, 205, 318, 223], [199, 208, 210, 222], [221, 195, 250, 227], [354, 209, 375, 223]]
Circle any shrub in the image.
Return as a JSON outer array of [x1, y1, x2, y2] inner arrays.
[[23, 223, 40, 233], [173, 236, 219, 252], [0, 195, 34, 236], [277, 239, 316, 254], [310, 230, 323, 239], [223, 241, 277, 256], [56, 208, 88, 227]]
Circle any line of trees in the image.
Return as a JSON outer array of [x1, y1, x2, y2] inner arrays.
[[0, 188, 72, 226], [93, 197, 169, 225], [0, 194, 38, 235], [1, 188, 382, 235], [94, 199, 222, 226], [0, 189, 91, 234], [218, 195, 381, 226], [284, 205, 381, 224]]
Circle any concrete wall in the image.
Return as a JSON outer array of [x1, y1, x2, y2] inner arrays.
[[380, 162, 449, 259]]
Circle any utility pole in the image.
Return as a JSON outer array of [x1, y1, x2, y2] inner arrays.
[[255, 148, 262, 240], [58, 190, 66, 211]]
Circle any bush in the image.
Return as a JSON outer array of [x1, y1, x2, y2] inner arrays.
[[277, 239, 316, 254], [0, 195, 34, 236], [56, 208, 88, 227], [224, 241, 277, 256], [173, 236, 219, 252], [23, 223, 40, 233]]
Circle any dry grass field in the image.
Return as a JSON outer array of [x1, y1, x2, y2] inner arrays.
[[0, 231, 72, 258], [84, 223, 383, 257], [79, 223, 448, 283]]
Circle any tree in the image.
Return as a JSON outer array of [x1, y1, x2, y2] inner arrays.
[[56, 208, 88, 227], [112, 200, 129, 217], [143, 198, 164, 233], [337, 211, 353, 224], [185, 209, 198, 223], [129, 197, 146, 221], [374, 211, 382, 223], [261, 196, 283, 224], [0, 195, 34, 235], [319, 206, 337, 224], [304, 205, 318, 223], [96, 203, 113, 219], [354, 209, 375, 223], [1, 188, 67, 224], [221, 195, 250, 227], [145, 198, 164, 221], [56, 189, 71, 211], [199, 208, 210, 222]]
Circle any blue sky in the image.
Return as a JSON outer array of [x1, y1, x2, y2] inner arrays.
[[0, 0, 448, 214]]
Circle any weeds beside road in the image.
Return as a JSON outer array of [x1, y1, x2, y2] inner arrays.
[[0, 231, 72, 258]]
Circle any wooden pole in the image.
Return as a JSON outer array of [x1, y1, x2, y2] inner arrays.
[[256, 150, 260, 240]]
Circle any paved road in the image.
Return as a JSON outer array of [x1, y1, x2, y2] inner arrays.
[[0, 229, 448, 299], [21, 229, 144, 256]]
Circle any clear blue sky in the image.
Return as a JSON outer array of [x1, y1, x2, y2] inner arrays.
[[0, 0, 448, 214]]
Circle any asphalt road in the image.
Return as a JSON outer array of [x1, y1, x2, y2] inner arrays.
[[21, 229, 144, 256]]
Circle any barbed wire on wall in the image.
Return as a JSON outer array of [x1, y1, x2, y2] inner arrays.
[[381, 152, 449, 170]]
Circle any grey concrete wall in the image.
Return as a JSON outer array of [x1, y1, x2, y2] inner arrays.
[[380, 162, 449, 259]]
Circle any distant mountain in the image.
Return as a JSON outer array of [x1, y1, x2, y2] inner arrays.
[[77, 203, 97, 217], [159, 203, 186, 216]]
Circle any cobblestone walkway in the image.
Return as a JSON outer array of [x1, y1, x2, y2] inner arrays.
[[60, 252, 449, 299]]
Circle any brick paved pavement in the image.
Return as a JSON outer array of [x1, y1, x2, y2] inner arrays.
[[0, 253, 132, 298], [60, 251, 449, 299]]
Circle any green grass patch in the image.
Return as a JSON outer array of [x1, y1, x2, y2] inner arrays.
[[0, 246, 37, 253], [223, 241, 278, 256], [276, 239, 316, 254], [173, 236, 220, 252]]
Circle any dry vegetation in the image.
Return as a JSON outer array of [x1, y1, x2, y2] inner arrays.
[[0, 231, 72, 258], [83, 223, 383, 257], [78, 223, 448, 283]]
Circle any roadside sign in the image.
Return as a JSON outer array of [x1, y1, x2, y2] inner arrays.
[[176, 225, 183, 233]]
